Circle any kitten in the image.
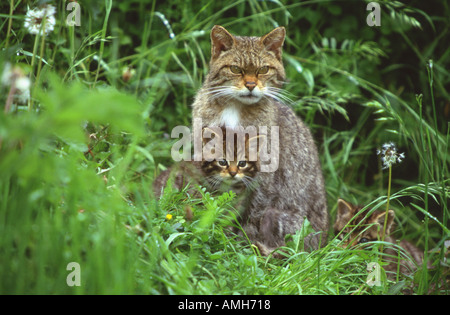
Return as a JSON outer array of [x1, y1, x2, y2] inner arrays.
[[191, 25, 328, 254], [201, 126, 263, 194], [153, 127, 262, 201], [334, 198, 429, 275]]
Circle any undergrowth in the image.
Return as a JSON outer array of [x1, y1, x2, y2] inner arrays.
[[0, 0, 448, 294]]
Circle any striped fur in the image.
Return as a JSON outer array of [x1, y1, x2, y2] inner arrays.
[[192, 25, 329, 255], [153, 127, 261, 199]]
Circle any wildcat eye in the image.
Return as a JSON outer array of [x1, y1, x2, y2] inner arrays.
[[257, 66, 269, 75], [230, 65, 242, 74], [238, 161, 247, 167], [359, 237, 369, 244], [218, 160, 228, 166]]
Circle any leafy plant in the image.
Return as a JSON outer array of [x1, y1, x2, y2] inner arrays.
[[0, 0, 448, 295]]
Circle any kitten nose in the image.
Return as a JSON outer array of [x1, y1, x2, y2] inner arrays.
[[229, 171, 237, 177], [245, 81, 256, 91]]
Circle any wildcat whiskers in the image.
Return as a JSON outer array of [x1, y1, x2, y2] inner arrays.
[[204, 86, 238, 102], [262, 86, 295, 105]]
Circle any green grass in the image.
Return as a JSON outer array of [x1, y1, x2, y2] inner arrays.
[[0, 0, 448, 295]]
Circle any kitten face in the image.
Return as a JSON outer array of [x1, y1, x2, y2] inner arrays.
[[334, 199, 394, 247], [205, 25, 287, 105], [202, 158, 258, 190], [201, 127, 263, 192]]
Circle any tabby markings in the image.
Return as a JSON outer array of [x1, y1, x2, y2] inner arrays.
[[170, 118, 279, 172]]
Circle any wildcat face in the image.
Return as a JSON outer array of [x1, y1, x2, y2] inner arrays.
[[201, 127, 263, 192], [205, 25, 287, 106], [192, 26, 329, 254], [334, 199, 394, 247]]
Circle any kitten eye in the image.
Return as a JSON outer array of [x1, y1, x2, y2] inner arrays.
[[359, 237, 370, 244], [257, 66, 269, 75], [218, 160, 228, 166], [237, 161, 247, 168], [230, 65, 242, 74]]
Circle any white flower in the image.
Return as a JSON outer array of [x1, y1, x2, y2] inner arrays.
[[24, 4, 56, 36], [1, 62, 13, 86], [1, 62, 31, 104], [377, 142, 405, 169], [15, 76, 31, 91]]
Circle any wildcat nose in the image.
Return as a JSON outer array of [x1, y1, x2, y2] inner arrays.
[[245, 81, 256, 91]]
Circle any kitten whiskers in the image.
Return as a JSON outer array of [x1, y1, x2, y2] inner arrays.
[[205, 174, 223, 190]]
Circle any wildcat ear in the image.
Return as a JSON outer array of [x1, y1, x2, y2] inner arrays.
[[374, 210, 395, 235], [261, 27, 285, 60], [337, 199, 354, 216], [211, 25, 235, 60], [202, 127, 223, 161], [335, 199, 355, 228], [202, 127, 223, 143]]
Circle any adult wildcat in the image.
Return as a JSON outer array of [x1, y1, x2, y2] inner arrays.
[[191, 25, 328, 254]]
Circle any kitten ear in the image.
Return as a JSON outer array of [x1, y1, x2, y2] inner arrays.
[[202, 127, 223, 161], [374, 210, 395, 235], [248, 135, 266, 155], [202, 127, 222, 142], [211, 25, 235, 60], [337, 199, 354, 216], [261, 27, 285, 60], [335, 199, 355, 228]]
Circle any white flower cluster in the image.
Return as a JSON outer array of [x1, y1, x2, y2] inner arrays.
[[24, 4, 56, 36], [377, 142, 405, 169]]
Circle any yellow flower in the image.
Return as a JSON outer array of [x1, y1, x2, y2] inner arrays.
[[166, 214, 173, 221]]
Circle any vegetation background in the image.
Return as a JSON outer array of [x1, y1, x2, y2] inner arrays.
[[0, 0, 448, 294]]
